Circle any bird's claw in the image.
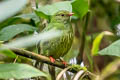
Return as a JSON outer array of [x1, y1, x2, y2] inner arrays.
[[62, 61, 67, 66], [49, 56, 55, 63]]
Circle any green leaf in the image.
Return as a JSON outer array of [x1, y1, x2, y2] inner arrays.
[[0, 0, 28, 22], [0, 24, 37, 41], [0, 17, 20, 30], [0, 63, 47, 79], [35, 10, 49, 20], [92, 31, 114, 56], [35, 1, 72, 19], [72, 0, 89, 19], [99, 39, 120, 57], [91, 32, 104, 56], [0, 49, 16, 58], [15, 13, 40, 24]]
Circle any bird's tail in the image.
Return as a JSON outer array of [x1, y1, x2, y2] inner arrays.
[[35, 41, 44, 70], [48, 65, 56, 80]]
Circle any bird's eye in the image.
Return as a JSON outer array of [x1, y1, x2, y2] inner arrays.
[[61, 14, 64, 16]]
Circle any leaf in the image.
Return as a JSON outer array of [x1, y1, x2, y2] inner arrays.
[[92, 31, 114, 56], [99, 39, 120, 57], [91, 32, 104, 56], [72, 0, 89, 19], [0, 49, 16, 58], [0, 17, 20, 30], [0, 13, 39, 30], [0, 63, 47, 79], [0, 24, 37, 41], [0, 0, 28, 22], [35, 10, 49, 20], [35, 1, 72, 19], [15, 13, 40, 24]]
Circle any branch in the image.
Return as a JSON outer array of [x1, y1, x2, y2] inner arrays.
[[11, 48, 67, 69], [10, 48, 80, 72], [10, 48, 97, 78]]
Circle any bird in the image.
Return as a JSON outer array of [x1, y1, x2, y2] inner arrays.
[[37, 10, 74, 65]]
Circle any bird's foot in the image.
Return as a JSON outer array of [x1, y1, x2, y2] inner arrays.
[[59, 57, 67, 66], [49, 56, 55, 63], [62, 61, 67, 66]]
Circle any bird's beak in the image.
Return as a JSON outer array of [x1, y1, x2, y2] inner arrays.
[[68, 13, 74, 16]]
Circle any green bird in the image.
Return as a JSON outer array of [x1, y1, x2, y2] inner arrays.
[[38, 10, 74, 64]]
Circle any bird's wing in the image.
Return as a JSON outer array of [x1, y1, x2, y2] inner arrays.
[[39, 23, 66, 57]]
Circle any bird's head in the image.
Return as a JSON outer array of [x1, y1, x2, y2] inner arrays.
[[51, 10, 74, 23]]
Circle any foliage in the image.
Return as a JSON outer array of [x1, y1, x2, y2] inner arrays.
[[0, 0, 27, 22], [71, 64, 87, 71], [99, 39, 120, 57], [72, 0, 89, 19], [0, 24, 36, 41], [92, 31, 114, 56], [14, 13, 40, 24], [91, 32, 104, 56], [35, 1, 72, 20], [0, 63, 47, 79], [0, 0, 120, 80], [0, 49, 16, 58]]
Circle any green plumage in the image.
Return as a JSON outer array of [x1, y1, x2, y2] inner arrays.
[[38, 10, 74, 59]]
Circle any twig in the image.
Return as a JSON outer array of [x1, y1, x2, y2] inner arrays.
[[56, 67, 71, 80], [13, 55, 19, 63], [73, 70, 85, 80], [86, 71, 97, 78]]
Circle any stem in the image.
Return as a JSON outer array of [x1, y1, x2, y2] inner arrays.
[[13, 55, 19, 63], [77, 12, 90, 64], [85, 49, 94, 72], [35, 0, 38, 9]]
